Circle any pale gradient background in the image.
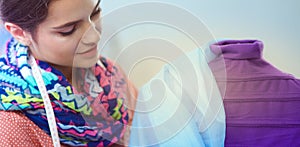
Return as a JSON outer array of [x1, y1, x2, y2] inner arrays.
[[100, 0, 300, 82], [1, 0, 299, 85]]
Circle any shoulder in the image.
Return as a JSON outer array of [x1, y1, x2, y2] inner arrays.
[[98, 56, 138, 119], [99, 56, 123, 74], [0, 111, 53, 146], [98, 56, 137, 97], [97, 56, 128, 86]]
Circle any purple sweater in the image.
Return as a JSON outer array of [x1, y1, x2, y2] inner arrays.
[[208, 40, 300, 146]]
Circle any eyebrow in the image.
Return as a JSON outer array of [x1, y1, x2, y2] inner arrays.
[[52, 0, 101, 30], [52, 20, 81, 29]]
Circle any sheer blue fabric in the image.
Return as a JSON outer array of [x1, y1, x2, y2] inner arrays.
[[129, 49, 225, 147]]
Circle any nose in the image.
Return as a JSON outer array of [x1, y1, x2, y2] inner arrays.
[[81, 19, 101, 45]]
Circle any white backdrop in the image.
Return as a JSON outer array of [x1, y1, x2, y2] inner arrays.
[[1, 0, 299, 87], [100, 0, 300, 83]]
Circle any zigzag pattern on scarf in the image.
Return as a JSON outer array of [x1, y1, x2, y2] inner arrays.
[[56, 122, 108, 141], [0, 38, 129, 146], [48, 83, 92, 115], [0, 63, 30, 91], [86, 69, 103, 98], [0, 88, 43, 110]]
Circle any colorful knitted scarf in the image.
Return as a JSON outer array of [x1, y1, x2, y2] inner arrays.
[[0, 38, 129, 146]]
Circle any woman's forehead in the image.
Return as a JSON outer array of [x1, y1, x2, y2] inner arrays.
[[42, 0, 99, 26]]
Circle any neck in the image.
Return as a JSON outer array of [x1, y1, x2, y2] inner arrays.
[[50, 63, 73, 84]]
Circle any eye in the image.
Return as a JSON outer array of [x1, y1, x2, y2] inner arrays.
[[59, 26, 77, 36]]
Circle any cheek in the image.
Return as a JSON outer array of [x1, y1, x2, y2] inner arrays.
[[41, 35, 80, 55], [35, 33, 82, 66]]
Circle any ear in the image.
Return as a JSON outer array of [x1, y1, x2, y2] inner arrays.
[[4, 22, 31, 46]]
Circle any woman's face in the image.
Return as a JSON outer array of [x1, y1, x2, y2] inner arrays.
[[29, 0, 102, 68]]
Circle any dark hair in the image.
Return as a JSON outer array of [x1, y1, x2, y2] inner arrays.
[[0, 0, 51, 34]]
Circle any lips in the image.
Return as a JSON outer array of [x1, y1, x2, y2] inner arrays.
[[77, 47, 96, 54], [76, 46, 98, 58]]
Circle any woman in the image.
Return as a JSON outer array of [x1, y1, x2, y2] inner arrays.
[[0, 0, 136, 146]]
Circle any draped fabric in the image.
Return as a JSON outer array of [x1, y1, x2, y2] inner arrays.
[[129, 48, 226, 147]]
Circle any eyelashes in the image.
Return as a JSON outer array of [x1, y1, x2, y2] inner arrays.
[[59, 26, 77, 36], [59, 7, 101, 36]]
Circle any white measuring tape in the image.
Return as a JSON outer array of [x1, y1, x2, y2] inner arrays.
[[29, 55, 61, 147]]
